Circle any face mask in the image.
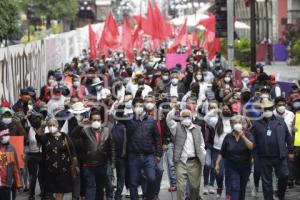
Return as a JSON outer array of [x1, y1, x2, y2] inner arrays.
[[2, 118, 12, 125], [224, 77, 231, 83], [148, 75, 153, 79], [125, 100, 133, 109], [49, 126, 58, 134], [28, 105, 33, 111], [181, 118, 192, 127], [261, 94, 269, 99], [171, 78, 179, 85], [96, 85, 102, 91], [134, 107, 144, 116], [233, 123, 243, 132], [292, 102, 300, 110], [91, 121, 101, 130], [196, 75, 202, 81], [48, 79, 55, 86], [73, 81, 80, 87], [145, 103, 155, 111], [1, 135, 10, 144], [276, 106, 286, 114], [263, 110, 273, 118], [222, 111, 232, 117], [162, 76, 169, 81], [243, 77, 249, 84], [75, 114, 83, 122]]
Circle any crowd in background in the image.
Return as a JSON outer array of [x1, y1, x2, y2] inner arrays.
[[0, 47, 300, 200]]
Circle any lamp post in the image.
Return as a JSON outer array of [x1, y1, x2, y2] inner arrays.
[[250, 0, 256, 72], [264, 0, 271, 65]]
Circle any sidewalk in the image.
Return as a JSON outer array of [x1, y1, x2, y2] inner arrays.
[[263, 62, 300, 83]]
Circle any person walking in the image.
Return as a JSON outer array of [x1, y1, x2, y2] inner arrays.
[[252, 98, 293, 200], [215, 115, 254, 200], [167, 108, 206, 200]]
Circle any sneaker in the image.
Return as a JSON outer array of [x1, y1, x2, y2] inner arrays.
[[251, 187, 258, 197], [138, 186, 143, 196], [203, 186, 208, 195], [209, 186, 216, 194], [125, 189, 130, 197], [216, 194, 221, 199]]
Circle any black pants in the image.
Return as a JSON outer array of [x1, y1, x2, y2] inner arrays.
[[0, 187, 11, 200], [27, 152, 44, 197], [260, 157, 289, 200], [295, 153, 300, 181]]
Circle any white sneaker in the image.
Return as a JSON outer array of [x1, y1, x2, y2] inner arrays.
[[216, 194, 221, 199], [209, 186, 216, 194], [125, 189, 130, 197], [251, 187, 258, 197], [138, 186, 143, 196], [203, 186, 208, 195]]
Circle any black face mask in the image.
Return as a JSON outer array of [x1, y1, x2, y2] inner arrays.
[[222, 111, 232, 117]]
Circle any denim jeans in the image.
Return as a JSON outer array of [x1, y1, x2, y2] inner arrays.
[[253, 151, 261, 188], [115, 157, 126, 200], [27, 153, 45, 198], [166, 143, 177, 186], [225, 161, 251, 200], [155, 153, 164, 196], [259, 157, 289, 200], [203, 148, 215, 187], [212, 148, 229, 195], [128, 154, 156, 200], [106, 164, 114, 199], [83, 165, 108, 200]]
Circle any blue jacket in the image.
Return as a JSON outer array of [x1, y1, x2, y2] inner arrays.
[[111, 122, 126, 158], [122, 114, 162, 157], [252, 115, 293, 159]]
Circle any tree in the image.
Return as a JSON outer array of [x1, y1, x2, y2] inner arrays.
[[0, 0, 21, 45], [20, 0, 78, 28]]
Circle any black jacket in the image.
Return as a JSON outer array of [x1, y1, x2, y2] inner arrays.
[[76, 126, 115, 167], [122, 114, 163, 157]]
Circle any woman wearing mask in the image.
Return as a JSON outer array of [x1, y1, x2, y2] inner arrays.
[[194, 70, 208, 100], [40, 71, 57, 103], [36, 118, 77, 200], [205, 104, 233, 198], [0, 124, 23, 199], [215, 115, 254, 200]]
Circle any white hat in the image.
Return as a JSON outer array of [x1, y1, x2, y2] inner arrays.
[[91, 78, 104, 87], [136, 56, 142, 61], [69, 102, 90, 114]]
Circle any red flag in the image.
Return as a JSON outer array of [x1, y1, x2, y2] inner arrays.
[[152, 2, 172, 40], [198, 15, 221, 60], [98, 11, 120, 55], [89, 24, 97, 60], [168, 19, 187, 53], [122, 17, 134, 62]]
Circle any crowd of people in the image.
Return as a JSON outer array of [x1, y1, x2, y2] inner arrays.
[[0, 48, 300, 200]]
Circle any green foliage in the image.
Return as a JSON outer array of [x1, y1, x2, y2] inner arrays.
[[0, 0, 21, 42], [20, 0, 78, 22], [292, 39, 300, 64], [220, 38, 228, 60], [234, 38, 251, 68]]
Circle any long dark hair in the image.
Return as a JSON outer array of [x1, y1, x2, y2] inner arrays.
[[215, 104, 232, 136]]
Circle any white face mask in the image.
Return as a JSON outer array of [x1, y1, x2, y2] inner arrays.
[[49, 126, 58, 134], [277, 106, 286, 114], [75, 114, 83, 122], [2, 118, 12, 125], [96, 85, 102, 91], [181, 118, 192, 127], [28, 105, 33, 111], [125, 100, 133, 109], [171, 78, 179, 85], [263, 110, 273, 118], [91, 121, 101, 130], [145, 103, 155, 111], [73, 81, 80, 87], [162, 76, 169, 81], [224, 77, 231, 83], [261, 94, 269, 99], [134, 107, 144, 116], [233, 123, 243, 132], [48, 79, 55, 86], [1, 135, 10, 144], [243, 77, 249, 84]]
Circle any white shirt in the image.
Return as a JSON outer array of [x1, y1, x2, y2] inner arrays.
[[47, 96, 66, 118], [170, 84, 178, 97], [181, 125, 196, 163], [213, 117, 232, 150], [96, 88, 111, 101], [274, 109, 295, 133]]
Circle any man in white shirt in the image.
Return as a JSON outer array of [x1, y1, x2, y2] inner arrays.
[[167, 109, 206, 200]]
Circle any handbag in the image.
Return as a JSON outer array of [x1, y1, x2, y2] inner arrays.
[[64, 136, 78, 179]]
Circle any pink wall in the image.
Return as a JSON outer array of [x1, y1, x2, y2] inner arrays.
[[278, 0, 288, 38]]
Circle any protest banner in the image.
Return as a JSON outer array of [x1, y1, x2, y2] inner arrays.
[[166, 53, 188, 69], [9, 136, 24, 168], [294, 113, 300, 147]]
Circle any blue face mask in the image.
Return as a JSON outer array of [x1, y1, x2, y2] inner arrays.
[[293, 101, 300, 110], [1, 135, 10, 144], [2, 118, 12, 125]]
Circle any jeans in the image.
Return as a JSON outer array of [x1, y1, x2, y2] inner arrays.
[[115, 157, 126, 200], [155, 154, 164, 196], [106, 164, 114, 199], [83, 165, 108, 200], [166, 143, 177, 186], [225, 161, 251, 200], [212, 148, 229, 195], [27, 153, 45, 198], [203, 148, 215, 187], [128, 154, 156, 200], [253, 151, 261, 188], [259, 157, 289, 200]]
